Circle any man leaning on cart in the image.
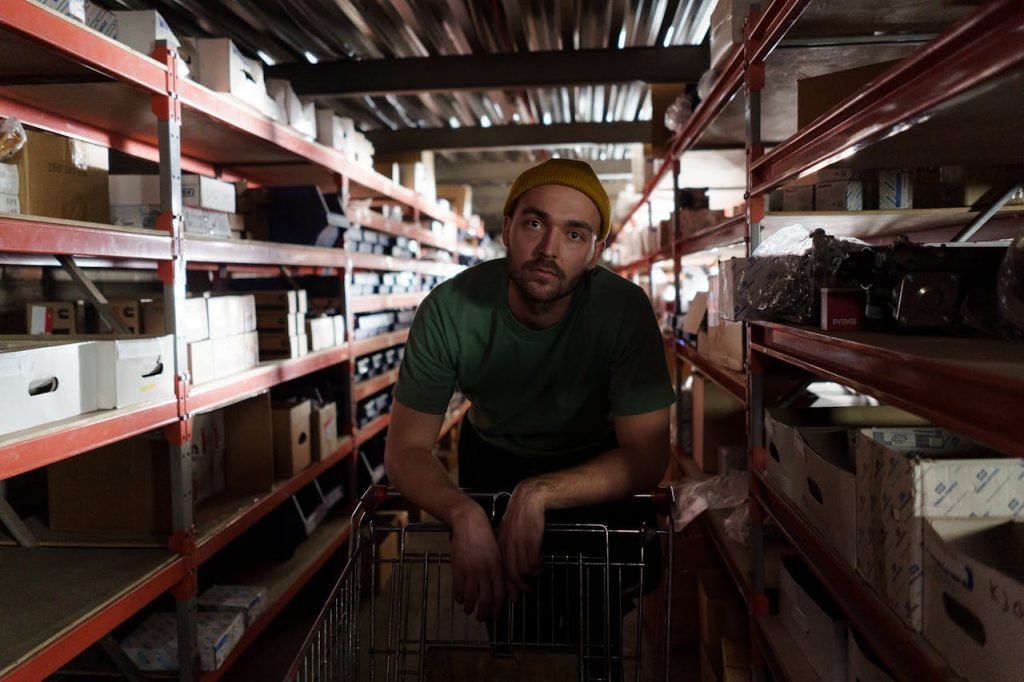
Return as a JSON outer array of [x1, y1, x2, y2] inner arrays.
[[384, 158, 675, 677]]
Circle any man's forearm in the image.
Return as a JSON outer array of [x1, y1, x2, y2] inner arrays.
[[384, 446, 479, 526]]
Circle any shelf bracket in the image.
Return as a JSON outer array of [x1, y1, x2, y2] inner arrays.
[[953, 181, 1022, 242], [279, 265, 302, 291], [0, 497, 38, 547], [55, 255, 131, 335], [98, 635, 146, 682]]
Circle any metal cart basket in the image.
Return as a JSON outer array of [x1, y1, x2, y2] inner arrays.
[[287, 485, 675, 682]]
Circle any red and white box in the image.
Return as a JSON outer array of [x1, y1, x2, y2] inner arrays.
[[820, 288, 865, 332]]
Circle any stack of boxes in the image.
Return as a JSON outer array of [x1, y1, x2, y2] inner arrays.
[[351, 309, 415, 341], [354, 344, 405, 383], [185, 295, 258, 384], [315, 110, 374, 167], [108, 173, 240, 238], [255, 290, 308, 359]]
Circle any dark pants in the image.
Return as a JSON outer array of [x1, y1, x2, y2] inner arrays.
[[458, 419, 661, 680]]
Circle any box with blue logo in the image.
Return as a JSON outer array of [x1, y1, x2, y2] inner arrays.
[[121, 610, 244, 672]]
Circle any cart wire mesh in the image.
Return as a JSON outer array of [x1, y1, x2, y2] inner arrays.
[[287, 486, 674, 681]]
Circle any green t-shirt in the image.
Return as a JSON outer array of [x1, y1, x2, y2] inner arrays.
[[393, 258, 674, 458]]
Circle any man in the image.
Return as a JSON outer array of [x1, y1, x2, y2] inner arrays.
[[384, 158, 674, 658]]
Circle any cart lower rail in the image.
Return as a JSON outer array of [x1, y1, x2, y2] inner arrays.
[[288, 486, 675, 682]]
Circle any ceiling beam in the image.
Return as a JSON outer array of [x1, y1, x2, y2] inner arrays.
[[266, 45, 709, 97], [368, 121, 651, 154], [436, 159, 633, 184]]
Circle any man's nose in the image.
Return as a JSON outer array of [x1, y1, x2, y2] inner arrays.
[[533, 226, 557, 257]]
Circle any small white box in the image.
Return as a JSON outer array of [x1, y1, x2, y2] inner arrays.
[[241, 331, 259, 369], [779, 555, 849, 682], [0, 163, 20, 195], [189, 38, 267, 110], [182, 175, 236, 214], [847, 631, 893, 682], [206, 296, 247, 339], [923, 518, 1024, 682], [854, 427, 1024, 631], [331, 314, 346, 345], [879, 169, 913, 209], [188, 338, 216, 385], [0, 193, 21, 215], [197, 584, 268, 628], [89, 335, 174, 409], [0, 341, 97, 436], [121, 611, 244, 672], [315, 109, 346, 150], [85, 1, 116, 38], [38, 0, 85, 22], [142, 298, 209, 342], [112, 9, 179, 54], [306, 316, 335, 352], [212, 333, 248, 379], [109, 175, 161, 206], [110, 204, 160, 229], [266, 79, 316, 138]]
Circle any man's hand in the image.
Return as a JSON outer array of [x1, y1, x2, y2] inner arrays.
[[497, 480, 548, 600], [450, 500, 506, 621]]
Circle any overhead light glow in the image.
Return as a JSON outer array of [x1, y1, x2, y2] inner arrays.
[[303, 51, 319, 64], [662, 26, 676, 47], [542, 111, 552, 125], [480, 115, 492, 128], [617, 28, 626, 49], [257, 50, 276, 66], [512, 112, 521, 122], [448, 116, 461, 128]]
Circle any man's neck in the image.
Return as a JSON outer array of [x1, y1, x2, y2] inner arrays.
[[507, 282, 573, 330]]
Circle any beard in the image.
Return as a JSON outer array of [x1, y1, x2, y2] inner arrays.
[[507, 256, 586, 309]]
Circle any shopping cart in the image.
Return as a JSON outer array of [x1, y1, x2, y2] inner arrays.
[[287, 485, 675, 682]]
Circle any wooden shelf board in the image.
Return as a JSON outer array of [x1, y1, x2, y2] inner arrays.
[[349, 292, 427, 314], [353, 368, 399, 401], [351, 329, 410, 358], [754, 614, 823, 682], [676, 340, 748, 406]]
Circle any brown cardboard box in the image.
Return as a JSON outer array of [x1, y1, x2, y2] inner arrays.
[[311, 402, 339, 462], [797, 61, 899, 129], [721, 637, 751, 682], [25, 301, 78, 335], [224, 393, 275, 493], [48, 435, 171, 534], [99, 299, 144, 334], [12, 129, 110, 223], [271, 399, 312, 478], [692, 376, 746, 473], [707, 321, 744, 372], [435, 184, 473, 218]]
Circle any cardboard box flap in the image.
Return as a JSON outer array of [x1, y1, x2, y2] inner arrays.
[[682, 292, 709, 336]]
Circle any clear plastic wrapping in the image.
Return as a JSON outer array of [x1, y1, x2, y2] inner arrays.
[[670, 471, 747, 530], [723, 503, 750, 546], [0, 118, 27, 162], [664, 92, 695, 133], [998, 227, 1024, 335], [697, 68, 720, 102]]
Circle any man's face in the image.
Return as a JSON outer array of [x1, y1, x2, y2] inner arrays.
[[502, 184, 605, 307]]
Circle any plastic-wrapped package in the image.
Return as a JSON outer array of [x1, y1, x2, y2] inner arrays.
[[997, 228, 1024, 335], [0, 118, 27, 161], [664, 92, 695, 133], [723, 503, 749, 546], [697, 68, 720, 102], [720, 226, 870, 323], [670, 471, 747, 530]]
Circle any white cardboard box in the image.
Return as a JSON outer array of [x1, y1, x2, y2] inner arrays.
[[306, 316, 335, 352], [815, 180, 863, 211], [0, 163, 20, 195], [239, 295, 256, 333], [197, 584, 268, 628], [188, 338, 216, 385], [182, 175, 236, 214], [315, 108, 346, 150], [923, 518, 1024, 682], [779, 555, 849, 682], [796, 428, 859, 568], [854, 427, 1024, 631], [90, 335, 175, 409], [331, 314, 346, 345], [121, 611, 244, 672], [110, 204, 160, 229], [112, 9, 179, 54], [879, 169, 913, 209], [266, 79, 316, 138], [206, 296, 247, 339], [142, 297, 209, 342], [0, 341, 97, 436], [109, 175, 161, 206], [0, 193, 21, 215], [188, 38, 266, 110], [847, 632, 893, 682]]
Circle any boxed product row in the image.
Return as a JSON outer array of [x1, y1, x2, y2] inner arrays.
[[108, 173, 244, 238], [352, 309, 416, 341], [357, 388, 393, 429], [349, 271, 444, 297], [764, 408, 1024, 645], [0, 334, 174, 438], [355, 344, 405, 383], [46, 392, 343, 537], [345, 226, 420, 259]]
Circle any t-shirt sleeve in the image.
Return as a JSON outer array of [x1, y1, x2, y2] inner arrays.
[[608, 288, 675, 416], [393, 290, 458, 414]]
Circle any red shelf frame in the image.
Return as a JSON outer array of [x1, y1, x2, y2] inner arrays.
[[750, 323, 1024, 458], [353, 368, 399, 402], [615, 216, 747, 276], [749, 0, 1024, 194], [187, 347, 350, 415], [356, 413, 391, 444], [351, 329, 410, 358], [752, 474, 963, 682], [195, 439, 355, 565], [349, 292, 427, 314], [0, 216, 172, 261], [676, 340, 748, 406], [0, 399, 180, 480], [2, 556, 186, 682]]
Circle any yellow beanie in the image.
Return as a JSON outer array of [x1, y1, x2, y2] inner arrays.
[[503, 159, 612, 241]]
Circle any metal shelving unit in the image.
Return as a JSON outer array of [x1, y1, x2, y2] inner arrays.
[[617, 1, 1024, 680], [0, 2, 477, 678]]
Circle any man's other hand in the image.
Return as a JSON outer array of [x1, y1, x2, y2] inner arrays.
[[498, 480, 548, 600], [450, 500, 506, 621]]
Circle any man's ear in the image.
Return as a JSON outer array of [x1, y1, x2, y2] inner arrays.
[[501, 215, 511, 248], [586, 238, 606, 269]]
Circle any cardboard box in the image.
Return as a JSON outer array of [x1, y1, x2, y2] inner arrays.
[[26, 301, 77, 334], [142, 297, 210, 342], [206, 296, 247, 339], [224, 393, 274, 493], [12, 129, 109, 223], [781, 185, 815, 212], [255, 309, 300, 335], [797, 61, 899, 129], [197, 584, 268, 628], [259, 332, 305, 359], [266, 79, 316, 138], [853, 427, 1023, 631], [188, 38, 266, 110], [692, 375, 746, 473], [121, 611, 244, 672], [192, 409, 225, 502], [0, 340, 97, 436], [315, 108, 346, 150], [878, 169, 913, 209], [38, 0, 85, 22], [923, 518, 1024, 682], [99, 298, 145, 335], [252, 290, 307, 313], [779, 555, 848, 682], [182, 174, 236, 214], [815, 180, 863, 211], [211, 333, 246, 379], [85, 1, 116, 37], [48, 433, 171, 533], [0, 192, 21, 214], [763, 406, 925, 510], [709, 0, 757, 67], [272, 400, 312, 478], [108, 174, 160, 206], [90, 335, 174, 408], [0, 162, 21, 194], [332, 315, 346, 345], [795, 428, 859, 568], [847, 631, 893, 682], [820, 288, 865, 332], [188, 338, 215, 384], [312, 401, 339, 461], [306, 316, 335, 352], [112, 9, 179, 55], [707, 320, 744, 372], [698, 570, 747, 676], [435, 184, 473, 218], [182, 206, 231, 237], [682, 292, 709, 341]]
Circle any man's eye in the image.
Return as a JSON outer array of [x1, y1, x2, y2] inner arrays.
[[568, 231, 581, 240], [528, 220, 542, 228]]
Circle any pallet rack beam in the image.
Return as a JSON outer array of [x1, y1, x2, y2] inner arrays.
[[0, 216, 173, 260], [676, 340, 748, 406]]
